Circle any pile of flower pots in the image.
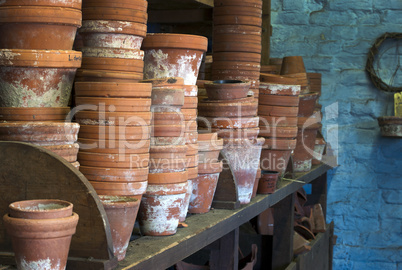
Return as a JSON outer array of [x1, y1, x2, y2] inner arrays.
[[258, 78, 301, 176], [212, 0, 263, 103], [189, 132, 223, 213], [198, 80, 264, 205], [76, 0, 148, 82], [280, 56, 310, 94], [0, 0, 82, 166]]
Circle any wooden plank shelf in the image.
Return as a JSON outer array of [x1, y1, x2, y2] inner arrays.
[[117, 162, 336, 270]]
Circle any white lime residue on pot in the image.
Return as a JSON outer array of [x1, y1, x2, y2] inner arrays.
[[20, 257, 60, 270]]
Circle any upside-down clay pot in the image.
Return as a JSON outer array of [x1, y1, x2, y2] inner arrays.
[[0, 49, 82, 107], [260, 149, 292, 176], [99, 195, 140, 261], [257, 171, 279, 194], [3, 201, 79, 270], [0, 107, 70, 122], [74, 81, 152, 98], [280, 56, 306, 75], [139, 181, 188, 236], [204, 80, 250, 100], [179, 179, 193, 222], [0, 6, 81, 50], [298, 92, 320, 117], [188, 161, 223, 213], [142, 33, 208, 85]]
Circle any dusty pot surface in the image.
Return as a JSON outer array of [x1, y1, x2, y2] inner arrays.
[[42, 143, 80, 162], [258, 105, 299, 117], [75, 81, 152, 98], [78, 152, 149, 168], [212, 60, 261, 71], [89, 180, 148, 196], [0, 0, 82, 9], [0, 107, 70, 122], [75, 68, 143, 82], [152, 111, 184, 126], [82, 7, 148, 24], [8, 199, 73, 219], [82, 0, 147, 11], [75, 111, 152, 126], [259, 115, 298, 128], [292, 127, 319, 172], [151, 136, 186, 146], [188, 172, 220, 214], [139, 181, 188, 236], [80, 166, 149, 182], [213, 24, 261, 36], [259, 74, 299, 87], [148, 170, 188, 184], [259, 126, 298, 138], [257, 171, 279, 194], [151, 88, 185, 107], [179, 179, 193, 222], [78, 138, 150, 154], [184, 85, 198, 97], [0, 49, 81, 107], [198, 116, 259, 129], [378, 116, 402, 137], [198, 101, 257, 117], [204, 80, 250, 100], [280, 56, 306, 75], [214, 127, 260, 140], [75, 96, 151, 112], [260, 149, 292, 176], [0, 6, 81, 50], [142, 33, 208, 85], [99, 195, 140, 261], [198, 161, 223, 174], [263, 138, 297, 150], [298, 92, 320, 117], [81, 56, 144, 73], [182, 97, 198, 109], [81, 47, 144, 60], [185, 154, 199, 168], [3, 212, 79, 270], [78, 124, 150, 140], [152, 124, 185, 137]]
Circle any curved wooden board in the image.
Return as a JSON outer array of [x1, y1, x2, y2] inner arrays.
[[0, 142, 115, 266]]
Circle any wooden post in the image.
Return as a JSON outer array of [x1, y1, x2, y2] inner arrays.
[[209, 228, 239, 270], [306, 173, 328, 218], [261, 0, 271, 65]]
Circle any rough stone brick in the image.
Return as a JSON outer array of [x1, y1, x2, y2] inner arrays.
[[328, 0, 374, 11], [381, 190, 402, 204], [352, 261, 397, 270]]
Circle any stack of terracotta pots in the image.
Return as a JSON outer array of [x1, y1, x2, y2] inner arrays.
[[307, 73, 322, 95], [75, 82, 152, 200], [76, 0, 148, 82], [137, 77, 189, 236], [258, 76, 301, 177], [212, 0, 263, 103], [189, 132, 223, 214], [0, 0, 82, 165], [280, 56, 310, 94], [198, 80, 264, 205]]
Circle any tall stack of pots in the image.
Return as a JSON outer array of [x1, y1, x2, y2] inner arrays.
[[138, 77, 189, 235], [258, 75, 301, 177], [76, 0, 148, 82], [0, 0, 82, 166], [198, 80, 264, 205], [212, 0, 263, 103]]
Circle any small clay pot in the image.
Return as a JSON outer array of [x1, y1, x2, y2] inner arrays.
[[139, 181, 188, 236], [42, 143, 79, 162], [0, 6, 81, 50], [78, 152, 149, 168], [78, 138, 150, 154], [257, 171, 279, 194], [263, 138, 297, 150], [198, 101, 257, 117], [81, 57, 144, 73], [78, 125, 150, 140], [75, 97, 151, 112], [99, 195, 140, 261], [75, 81, 152, 98], [0, 49, 81, 107], [75, 111, 152, 126], [280, 56, 306, 75], [213, 51, 261, 63], [259, 94, 300, 107], [258, 105, 299, 117], [204, 80, 250, 100], [142, 33, 208, 85], [82, 7, 148, 24], [188, 172, 220, 214], [259, 115, 298, 127], [260, 149, 292, 176], [0, 122, 79, 144], [259, 126, 298, 138], [151, 88, 185, 107], [378, 116, 402, 137], [81, 47, 144, 59], [8, 199, 73, 219], [179, 179, 193, 222], [213, 15, 262, 26], [298, 92, 320, 117], [75, 68, 143, 82], [3, 212, 79, 270], [90, 180, 148, 197], [198, 116, 259, 129], [80, 166, 149, 182], [0, 107, 70, 122]]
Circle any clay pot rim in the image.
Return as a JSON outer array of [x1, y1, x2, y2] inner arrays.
[[98, 195, 139, 206], [0, 107, 70, 114], [142, 33, 208, 52], [222, 137, 265, 146], [150, 145, 188, 154], [0, 121, 79, 128], [197, 132, 218, 141], [0, 49, 82, 68], [378, 116, 402, 124], [80, 20, 147, 36], [76, 68, 143, 78], [82, 0, 147, 11], [0, 0, 82, 9], [148, 170, 188, 184], [80, 165, 149, 176], [8, 199, 73, 218], [75, 81, 151, 91], [81, 47, 144, 59]]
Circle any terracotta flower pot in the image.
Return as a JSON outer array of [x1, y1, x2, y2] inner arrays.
[[80, 166, 149, 182], [198, 101, 257, 117], [148, 170, 188, 185], [0, 6, 81, 50], [99, 195, 140, 261], [149, 145, 188, 173], [260, 149, 292, 176], [280, 56, 306, 75], [75, 97, 151, 112], [3, 210, 78, 270], [139, 181, 188, 236], [0, 122, 79, 144], [179, 179, 193, 222], [198, 161, 223, 174], [0, 107, 70, 122], [221, 138, 264, 204], [75, 111, 152, 126], [81, 57, 144, 73], [8, 199, 73, 219], [259, 126, 298, 138], [258, 105, 299, 117], [198, 132, 218, 142], [204, 80, 250, 100], [42, 143, 79, 162], [82, 7, 148, 24], [188, 172, 220, 214], [259, 115, 298, 128], [198, 148, 222, 163], [142, 33, 208, 85], [187, 166, 199, 179], [89, 180, 148, 198], [78, 124, 150, 140], [152, 124, 185, 137], [142, 77, 184, 88], [213, 51, 261, 63], [78, 138, 150, 154], [292, 126, 320, 173], [259, 94, 300, 107], [75, 81, 152, 98], [377, 116, 402, 137], [212, 61, 261, 72], [186, 154, 199, 168], [198, 116, 259, 129], [81, 47, 144, 60], [82, 0, 147, 11], [151, 88, 185, 107], [75, 68, 143, 82], [257, 171, 279, 194], [298, 92, 320, 117], [263, 138, 297, 150], [0, 49, 81, 107], [78, 152, 149, 168], [211, 69, 260, 80]]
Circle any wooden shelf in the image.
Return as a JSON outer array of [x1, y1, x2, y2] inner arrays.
[[117, 162, 335, 270]]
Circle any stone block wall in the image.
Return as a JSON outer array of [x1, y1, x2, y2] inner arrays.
[[270, 0, 402, 269]]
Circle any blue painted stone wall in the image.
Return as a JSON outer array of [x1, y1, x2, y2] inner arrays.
[[270, 1, 402, 269]]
